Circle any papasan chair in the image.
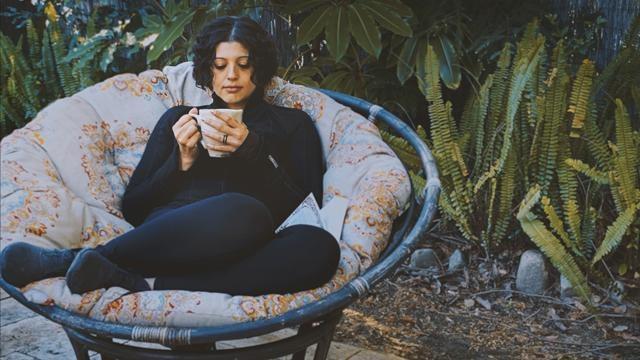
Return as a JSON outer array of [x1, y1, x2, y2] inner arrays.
[[0, 61, 440, 359]]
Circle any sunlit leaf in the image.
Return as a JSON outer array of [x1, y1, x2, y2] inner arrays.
[[147, 10, 195, 63]]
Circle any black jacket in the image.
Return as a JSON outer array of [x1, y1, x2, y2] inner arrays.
[[121, 93, 325, 227]]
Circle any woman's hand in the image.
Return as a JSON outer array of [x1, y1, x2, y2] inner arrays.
[[201, 110, 249, 154], [172, 108, 201, 171]]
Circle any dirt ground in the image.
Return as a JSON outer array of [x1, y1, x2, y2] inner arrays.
[[332, 234, 640, 359]]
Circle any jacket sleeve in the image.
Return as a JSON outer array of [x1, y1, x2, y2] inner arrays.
[[121, 107, 189, 226], [235, 113, 324, 224]]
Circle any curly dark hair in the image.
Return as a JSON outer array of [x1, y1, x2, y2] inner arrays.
[[192, 16, 278, 98]]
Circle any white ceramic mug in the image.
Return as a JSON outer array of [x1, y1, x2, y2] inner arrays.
[[193, 109, 244, 157]]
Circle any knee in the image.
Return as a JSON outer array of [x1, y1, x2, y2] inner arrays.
[[291, 225, 341, 283], [219, 193, 274, 234]]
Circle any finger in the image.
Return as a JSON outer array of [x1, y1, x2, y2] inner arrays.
[[208, 143, 235, 153], [174, 110, 197, 130], [177, 122, 199, 144], [204, 117, 235, 134], [203, 131, 242, 147], [213, 111, 242, 128], [188, 107, 199, 115], [185, 132, 201, 148]]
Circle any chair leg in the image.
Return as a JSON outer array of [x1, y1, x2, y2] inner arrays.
[[291, 322, 314, 360], [64, 329, 91, 360], [312, 311, 343, 360]]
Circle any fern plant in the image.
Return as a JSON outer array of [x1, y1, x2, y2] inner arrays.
[[380, 20, 639, 302]]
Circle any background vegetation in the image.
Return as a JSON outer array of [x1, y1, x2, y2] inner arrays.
[[1, 0, 638, 305]]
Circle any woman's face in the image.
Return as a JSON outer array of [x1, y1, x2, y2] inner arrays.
[[211, 41, 256, 109]]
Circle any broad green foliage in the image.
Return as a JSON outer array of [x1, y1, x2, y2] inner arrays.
[[287, 0, 412, 61]]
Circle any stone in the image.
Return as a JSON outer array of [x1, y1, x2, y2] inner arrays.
[[610, 280, 624, 304], [410, 249, 439, 269], [560, 275, 575, 298], [448, 249, 465, 271], [515, 250, 549, 295]]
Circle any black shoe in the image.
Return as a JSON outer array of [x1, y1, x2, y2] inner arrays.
[[65, 248, 150, 294], [0, 242, 79, 288]]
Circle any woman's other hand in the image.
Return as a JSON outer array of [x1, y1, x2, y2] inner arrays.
[[172, 108, 201, 171], [201, 110, 249, 154]]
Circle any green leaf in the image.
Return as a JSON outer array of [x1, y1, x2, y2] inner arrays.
[[361, 1, 412, 37], [321, 70, 350, 90], [592, 203, 639, 264], [147, 10, 195, 63], [347, 4, 381, 58], [325, 6, 350, 62], [375, 0, 413, 17], [415, 38, 428, 95], [99, 43, 117, 72], [285, 0, 326, 14], [396, 37, 417, 85], [433, 35, 461, 90], [296, 5, 331, 45]]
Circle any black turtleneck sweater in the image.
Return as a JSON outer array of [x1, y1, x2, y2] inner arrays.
[[121, 94, 325, 227]]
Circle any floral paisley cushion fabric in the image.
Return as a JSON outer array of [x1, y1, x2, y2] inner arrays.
[[0, 62, 410, 326]]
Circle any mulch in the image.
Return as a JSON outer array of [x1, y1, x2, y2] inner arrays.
[[332, 233, 640, 359]]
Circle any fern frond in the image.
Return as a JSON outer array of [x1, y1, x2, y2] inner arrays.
[[540, 195, 574, 252], [612, 99, 639, 208], [565, 158, 609, 184], [536, 41, 569, 195], [474, 35, 545, 193], [477, 44, 512, 177], [592, 202, 639, 264], [567, 59, 595, 138], [492, 146, 517, 246], [425, 44, 472, 222], [380, 128, 422, 172], [409, 170, 426, 201], [557, 145, 582, 251], [517, 186, 592, 303]]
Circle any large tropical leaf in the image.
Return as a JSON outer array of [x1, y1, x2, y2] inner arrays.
[[347, 4, 382, 58], [147, 10, 195, 63], [361, 1, 412, 37], [296, 5, 331, 45], [396, 37, 417, 85], [376, 0, 413, 17], [285, 0, 326, 14], [325, 6, 350, 62], [433, 35, 461, 90]]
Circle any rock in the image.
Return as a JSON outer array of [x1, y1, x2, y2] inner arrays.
[[410, 248, 439, 269], [560, 275, 575, 298], [515, 250, 549, 295], [610, 280, 624, 304], [448, 249, 465, 271]]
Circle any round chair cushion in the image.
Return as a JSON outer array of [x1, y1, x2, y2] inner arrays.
[[0, 62, 410, 326]]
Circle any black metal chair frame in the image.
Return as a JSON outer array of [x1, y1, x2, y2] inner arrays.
[[0, 89, 440, 360]]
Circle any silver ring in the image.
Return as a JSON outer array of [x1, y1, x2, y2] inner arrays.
[[222, 134, 228, 145]]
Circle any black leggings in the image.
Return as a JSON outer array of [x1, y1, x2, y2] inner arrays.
[[95, 193, 341, 296]]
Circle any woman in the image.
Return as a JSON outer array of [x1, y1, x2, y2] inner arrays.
[[1, 16, 340, 296]]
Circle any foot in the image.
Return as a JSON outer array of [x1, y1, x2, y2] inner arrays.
[[65, 249, 150, 294], [0, 242, 78, 287]]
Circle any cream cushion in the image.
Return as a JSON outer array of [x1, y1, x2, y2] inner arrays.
[[0, 62, 410, 326]]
